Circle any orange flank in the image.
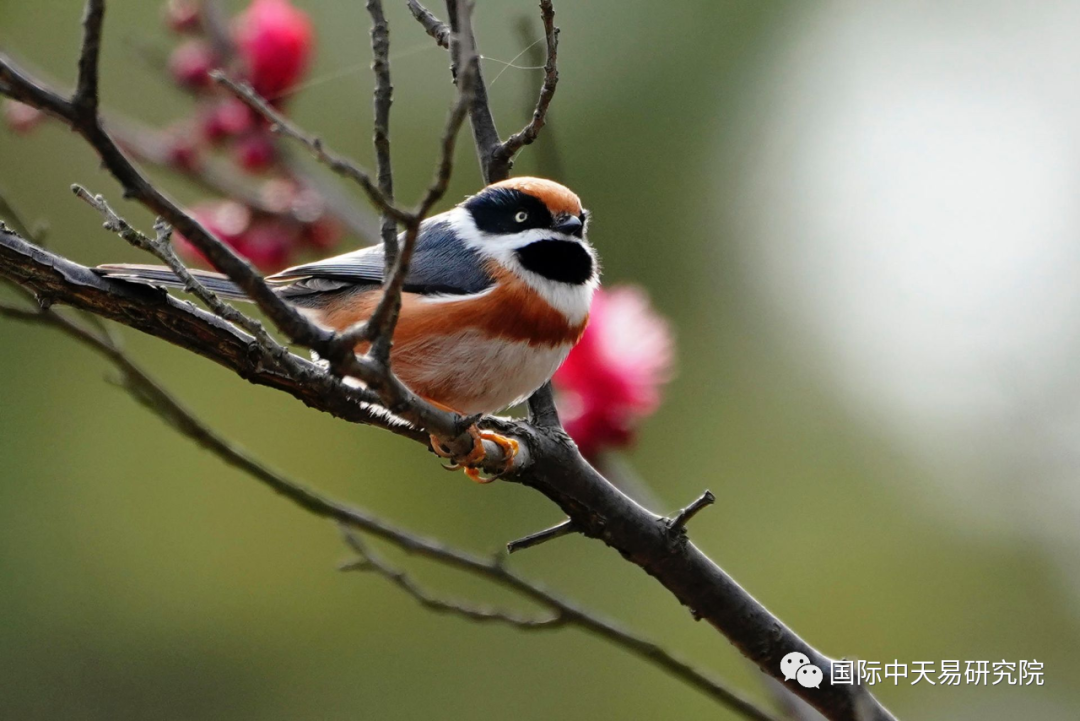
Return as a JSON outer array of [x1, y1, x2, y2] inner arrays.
[[321, 265, 587, 350]]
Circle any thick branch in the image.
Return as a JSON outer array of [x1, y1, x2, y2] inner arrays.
[[0, 227, 410, 438]]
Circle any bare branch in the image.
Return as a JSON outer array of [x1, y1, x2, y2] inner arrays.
[[70, 185, 296, 369], [73, 0, 105, 118], [667, 490, 716, 533], [0, 49, 326, 350], [495, 0, 559, 164], [526, 381, 562, 428], [340, 527, 564, 629], [406, 0, 451, 48], [445, 0, 502, 182], [363, 0, 400, 363], [107, 115, 379, 240], [367, 0, 396, 249], [344, 8, 476, 358], [0, 227, 402, 433], [212, 72, 409, 224]]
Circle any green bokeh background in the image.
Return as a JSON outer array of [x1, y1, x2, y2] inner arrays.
[[1, 1, 1077, 719]]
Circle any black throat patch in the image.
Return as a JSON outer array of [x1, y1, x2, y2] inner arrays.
[[515, 240, 594, 285]]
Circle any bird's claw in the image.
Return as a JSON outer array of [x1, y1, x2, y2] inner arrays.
[[429, 428, 519, 484]]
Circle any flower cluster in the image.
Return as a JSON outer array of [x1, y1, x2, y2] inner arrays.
[[3, 0, 336, 273], [165, 0, 312, 174], [553, 286, 674, 458]]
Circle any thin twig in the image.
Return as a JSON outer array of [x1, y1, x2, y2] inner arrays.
[[506, 518, 575, 554], [445, 0, 502, 182], [70, 185, 295, 369], [513, 14, 564, 179], [364, 0, 399, 363], [339, 526, 565, 629], [495, 0, 559, 165], [341, 1, 477, 357], [212, 72, 409, 224], [406, 0, 450, 49], [73, 0, 105, 118], [667, 490, 716, 532]]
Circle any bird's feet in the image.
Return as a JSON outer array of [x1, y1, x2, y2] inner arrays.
[[430, 427, 519, 483]]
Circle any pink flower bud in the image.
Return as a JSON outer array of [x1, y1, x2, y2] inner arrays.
[[2, 100, 45, 134], [553, 286, 675, 458], [233, 132, 277, 172], [231, 220, 295, 271], [169, 40, 217, 90], [174, 201, 252, 265], [200, 98, 255, 143], [234, 0, 314, 101], [163, 129, 202, 171], [163, 0, 201, 33]]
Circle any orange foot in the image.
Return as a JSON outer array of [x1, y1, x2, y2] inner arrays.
[[429, 428, 519, 484]]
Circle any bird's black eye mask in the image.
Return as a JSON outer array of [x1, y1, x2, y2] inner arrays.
[[465, 188, 554, 235]]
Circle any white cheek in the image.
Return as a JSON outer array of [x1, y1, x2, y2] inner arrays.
[[452, 207, 599, 324]]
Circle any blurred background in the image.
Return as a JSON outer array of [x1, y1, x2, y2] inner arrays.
[[2, 0, 1079, 718]]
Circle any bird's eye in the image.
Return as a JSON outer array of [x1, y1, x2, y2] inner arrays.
[[514, 210, 529, 223]]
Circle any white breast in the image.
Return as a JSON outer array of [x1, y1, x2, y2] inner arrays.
[[393, 329, 573, 415]]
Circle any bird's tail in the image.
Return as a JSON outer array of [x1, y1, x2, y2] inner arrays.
[[95, 264, 251, 301]]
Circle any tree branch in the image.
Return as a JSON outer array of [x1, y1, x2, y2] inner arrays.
[[406, 0, 451, 49], [70, 185, 292, 367], [445, 0, 502, 182], [0, 3, 900, 718], [494, 0, 559, 165], [505, 518, 574, 554], [0, 20, 493, 460], [339, 527, 566, 630], [73, 0, 105, 119], [0, 287, 778, 721], [213, 72, 408, 224]]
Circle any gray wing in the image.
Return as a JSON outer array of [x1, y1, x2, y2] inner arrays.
[[269, 218, 493, 299]]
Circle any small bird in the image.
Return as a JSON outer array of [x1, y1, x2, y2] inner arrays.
[[97, 177, 599, 478]]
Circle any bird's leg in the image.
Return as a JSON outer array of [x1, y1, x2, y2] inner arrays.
[[424, 400, 519, 483]]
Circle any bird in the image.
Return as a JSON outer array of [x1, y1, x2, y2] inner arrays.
[[96, 177, 600, 480]]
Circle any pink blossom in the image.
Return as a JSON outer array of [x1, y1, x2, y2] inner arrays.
[[162, 127, 202, 171], [173, 200, 252, 263], [233, 132, 277, 172], [168, 39, 217, 90], [163, 0, 201, 34], [553, 286, 675, 458], [3, 100, 45, 134], [200, 98, 255, 143], [234, 0, 314, 101]]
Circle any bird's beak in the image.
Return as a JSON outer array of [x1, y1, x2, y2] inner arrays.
[[553, 215, 584, 237]]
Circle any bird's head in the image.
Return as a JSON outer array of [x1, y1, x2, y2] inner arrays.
[[456, 177, 598, 289]]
